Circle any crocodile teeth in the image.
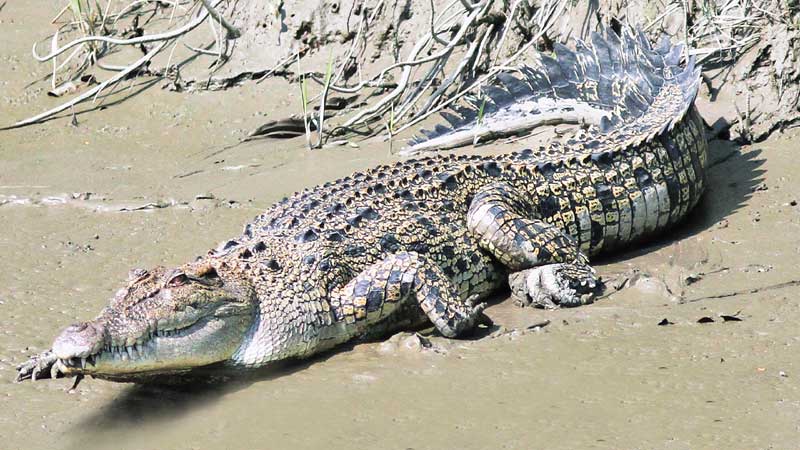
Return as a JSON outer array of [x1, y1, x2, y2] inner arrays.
[[50, 361, 59, 380], [50, 359, 62, 379], [153, 328, 183, 338]]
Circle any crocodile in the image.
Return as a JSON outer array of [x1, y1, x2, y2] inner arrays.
[[16, 27, 706, 384]]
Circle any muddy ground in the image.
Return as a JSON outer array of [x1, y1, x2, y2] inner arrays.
[[2, 3, 800, 450]]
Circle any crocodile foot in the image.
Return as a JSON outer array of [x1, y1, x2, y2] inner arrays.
[[15, 350, 63, 382], [465, 294, 494, 328], [508, 263, 604, 309]]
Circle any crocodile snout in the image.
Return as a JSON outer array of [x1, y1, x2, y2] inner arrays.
[[52, 321, 106, 360]]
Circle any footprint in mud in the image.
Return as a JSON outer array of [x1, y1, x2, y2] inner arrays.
[[604, 269, 681, 303], [376, 332, 450, 356]]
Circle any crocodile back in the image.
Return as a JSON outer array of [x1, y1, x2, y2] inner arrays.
[[208, 29, 708, 363]]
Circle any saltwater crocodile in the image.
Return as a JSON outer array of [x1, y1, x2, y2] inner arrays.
[[16, 28, 706, 384]]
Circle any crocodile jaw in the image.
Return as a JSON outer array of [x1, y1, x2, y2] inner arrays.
[[51, 313, 254, 381]]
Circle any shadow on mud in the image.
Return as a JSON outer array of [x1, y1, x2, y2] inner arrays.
[[679, 143, 765, 234], [71, 352, 339, 434], [72, 323, 499, 434]]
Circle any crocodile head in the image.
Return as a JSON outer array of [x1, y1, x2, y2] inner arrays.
[[48, 262, 256, 382]]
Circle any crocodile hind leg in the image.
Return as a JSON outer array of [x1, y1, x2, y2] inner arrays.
[[330, 251, 491, 338], [467, 183, 603, 308]]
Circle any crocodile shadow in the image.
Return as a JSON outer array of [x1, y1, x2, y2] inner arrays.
[[71, 346, 355, 435], [71, 322, 498, 435]]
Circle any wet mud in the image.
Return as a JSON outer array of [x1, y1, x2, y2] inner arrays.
[[2, 3, 800, 449]]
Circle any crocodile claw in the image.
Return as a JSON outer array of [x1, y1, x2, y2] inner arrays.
[[509, 263, 604, 309], [464, 294, 481, 308], [465, 295, 493, 328], [16, 350, 59, 383]]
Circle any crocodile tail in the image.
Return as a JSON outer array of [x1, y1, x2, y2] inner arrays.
[[403, 27, 701, 155]]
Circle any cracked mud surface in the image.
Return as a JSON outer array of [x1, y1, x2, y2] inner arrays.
[[2, 4, 800, 450]]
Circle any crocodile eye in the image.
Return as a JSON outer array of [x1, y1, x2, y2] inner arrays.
[[194, 264, 219, 279], [127, 268, 148, 282], [167, 273, 189, 288]]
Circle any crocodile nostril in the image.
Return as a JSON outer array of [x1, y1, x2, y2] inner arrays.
[[69, 323, 91, 333], [52, 321, 106, 360]]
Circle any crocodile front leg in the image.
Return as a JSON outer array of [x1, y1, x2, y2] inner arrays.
[[15, 350, 60, 382], [467, 182, 603, 308], [330, 252, 490, 338]]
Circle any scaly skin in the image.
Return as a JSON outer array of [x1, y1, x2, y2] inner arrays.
[[16, 28, 708, 384]]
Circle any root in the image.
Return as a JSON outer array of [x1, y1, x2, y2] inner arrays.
[[5, 40, 169, 130], [304, 0, 790, 146], [8, 0, 794, 139], [6, 0, 235, 128], [297, 0, 571, 144]]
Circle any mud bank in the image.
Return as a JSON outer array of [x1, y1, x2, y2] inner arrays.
[[2, 3, 800, 450]]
